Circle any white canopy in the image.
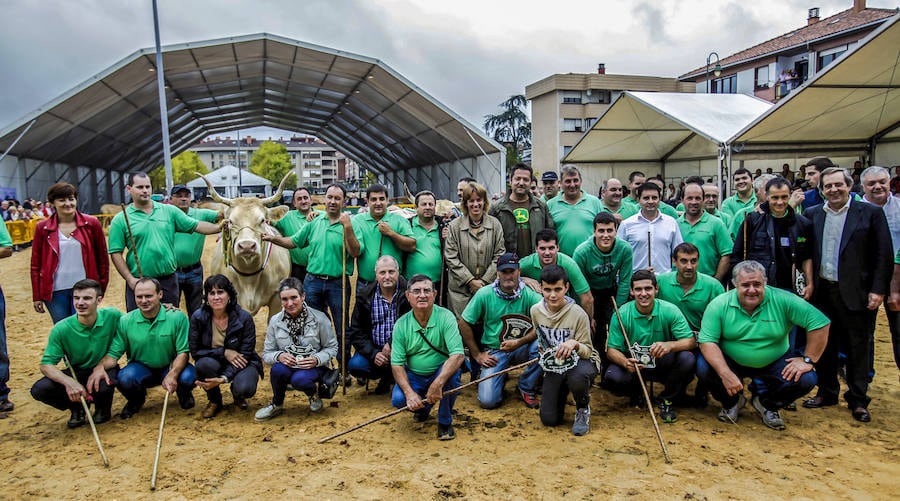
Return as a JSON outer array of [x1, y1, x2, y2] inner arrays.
[[186, 164, 272, 198]]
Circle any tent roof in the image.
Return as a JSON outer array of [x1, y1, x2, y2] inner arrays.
[[563, 92, 771, 163], [0, 33, 501, 176], [733, 13, 900, 153], [185, 165, 270, 187]]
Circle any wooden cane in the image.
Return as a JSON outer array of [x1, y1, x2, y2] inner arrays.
[[120, 203, 143, 278], [63, 355, 109, 467], [611, 297, 672, 463], [150, 392, 170, 490], [342, 230, 348, 396], [743, 212, 748, 261], [646, 231, 652, 271], [318, 357, 539, 444]]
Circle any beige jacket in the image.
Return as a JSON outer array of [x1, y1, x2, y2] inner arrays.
[[444, 214, 505, 315]]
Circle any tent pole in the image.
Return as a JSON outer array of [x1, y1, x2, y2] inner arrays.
[[151, 0, 174, 195]]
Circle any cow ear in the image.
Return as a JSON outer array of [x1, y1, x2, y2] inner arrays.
[[267, 205, 289, 223]]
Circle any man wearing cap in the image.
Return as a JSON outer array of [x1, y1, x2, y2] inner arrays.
[[170, 184, 220, 315], [273, 187, 318, 283], [490, 163, 554, 258], [540, 171, 560, 202], [548, 165, 604, 257], [459, 253, 543, 409]]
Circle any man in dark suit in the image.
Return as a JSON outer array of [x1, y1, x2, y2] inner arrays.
[[802, 167, 892, 422]]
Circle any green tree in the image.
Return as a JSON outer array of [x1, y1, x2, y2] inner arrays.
[[249, 141, 297, 189], [483, 94, 532, 166], [149, 151, 209, 192]]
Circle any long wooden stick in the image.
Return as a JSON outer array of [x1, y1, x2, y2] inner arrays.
[[647, 231, 652, 271], [318, 357, 538, 444], [120, 203, 143, 278], [150, 392, 170, 490], [611, 297, 672, 463], [63, 356, 109, 467], [342, 232, 348, 396]]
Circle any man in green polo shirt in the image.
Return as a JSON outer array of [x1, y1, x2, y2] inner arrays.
[[519, 229, 594, 322], [170, 184, 221, 315], [604, 270, 696, 423], [405, 190, 444, 288], [0, 221, 13, 415], [272, 186, 318, 283], [622, 171, 645, 209], [88, 278, 195, 419], [703, 183, 732, 228], [391, 274, 465, 440], [658, 243, 725, 332], [459, 253, 543, 409], [548, 165, 604, 257], [31, 279, 121, 428], [697, 260, 830, 430], [352, 184, 415, 293], [108, 172, 221, 311], [677, 184, 732, 281], [721, 168, 756, 218], [599, 178, 638, 223]]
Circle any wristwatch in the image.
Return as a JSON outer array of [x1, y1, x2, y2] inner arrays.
[[802, 355, 815, 366]]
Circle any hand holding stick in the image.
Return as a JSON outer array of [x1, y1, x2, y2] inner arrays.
[[63, 355, 109, 467]]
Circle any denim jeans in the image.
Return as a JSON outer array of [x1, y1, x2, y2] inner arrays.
[[303, 275, 350, 362], [269, 362, 324, 405], [391, 363, 461, 425], [45, 288, 75, 324], [347, 353, 393, 381], [117, 361, 196, 405], [176, 265, 204, 316], [697, 350, 817, 411], [476, 340, 541, 409], [0, 287, 9, 401]]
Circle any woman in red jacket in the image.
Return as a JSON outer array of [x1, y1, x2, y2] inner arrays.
[[31, 182, 109, 323]]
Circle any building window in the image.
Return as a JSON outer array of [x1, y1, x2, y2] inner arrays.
[[583, 90, 611, 104], [754, 66, 770, 89], [562, 146, 574, 156], [585, 118, 597, 129], [562, 118, 583, 132], [711, 74, 737, 94], [561, 90, 582, 104], [818, 44, 848, 71]]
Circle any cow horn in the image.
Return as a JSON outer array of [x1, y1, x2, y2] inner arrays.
[[196, 172, 233, 206], [259, 171, 295, 207]]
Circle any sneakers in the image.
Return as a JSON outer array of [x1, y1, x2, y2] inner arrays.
[[437, 423, 456, 441], [254, 403, 283, 421], [202, 401, 222, 419], [717, 393, 746, 424], [67, 407, 87, 429], [659, 400, 677, 424], [572, 407, 591, 436], [518, 388, 540, 409], [308, 394, 323, 413], [752, 396, 786, 430]]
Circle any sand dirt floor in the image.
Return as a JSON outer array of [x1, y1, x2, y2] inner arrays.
[[1, 237, 898, 500]]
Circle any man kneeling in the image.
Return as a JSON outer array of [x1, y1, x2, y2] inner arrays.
[[391, 275, 465, 440]]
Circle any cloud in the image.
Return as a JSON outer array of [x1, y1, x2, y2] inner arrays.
[[632, 2, 672, 45]]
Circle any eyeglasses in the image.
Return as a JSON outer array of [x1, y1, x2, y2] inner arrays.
[[408, 288, 434, 296]]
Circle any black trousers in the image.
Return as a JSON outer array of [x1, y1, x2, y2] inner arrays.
[[194, 357, 260, 404], [540, 359, 596, 426], [31, 366, 119, 412], [814, 281, 876, 408], [590, 288, 616, 364], [290, 263, 308, 284], [886, 308, 900, 373], [604, 351, 696, 402]]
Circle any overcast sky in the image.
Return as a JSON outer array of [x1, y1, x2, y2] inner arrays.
[[1, 0, 895, 139]]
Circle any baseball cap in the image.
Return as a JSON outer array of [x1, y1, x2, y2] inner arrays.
[[497, 253, 520, 271], [171, 184, 191, 196], [805, 157, 836, 171], [541, 171, 559, 182]]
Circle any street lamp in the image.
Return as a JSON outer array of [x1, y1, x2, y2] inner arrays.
[[706, 52, 722, 94]]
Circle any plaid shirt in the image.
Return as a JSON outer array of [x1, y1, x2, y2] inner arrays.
[[371, 285, 399, 347]]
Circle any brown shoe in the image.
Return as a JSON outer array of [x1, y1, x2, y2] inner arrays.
[[202, 401, 222, 419]]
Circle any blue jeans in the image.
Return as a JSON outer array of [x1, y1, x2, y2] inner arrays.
[[477, 340, 541, 409], [347, 353, 392, 381], [117, 361, 196, 405], [0, 287, 8, 401], [176, 265, 204, 316], [697, 351, 817, 412], [391, 363, 461, 425], [269, 362, 324, 405], [303, 275, 350, 362], [45, 288, 76, 324]]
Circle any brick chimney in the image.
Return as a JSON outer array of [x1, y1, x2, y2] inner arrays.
[[853, 0, 866, 13], [808, 7, 820, 25], [598, 63, 606, 75]]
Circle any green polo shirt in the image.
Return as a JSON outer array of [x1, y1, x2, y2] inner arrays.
[[108, 307, 190, 369], [707, 209, 731, 229], [658, 203, 679, 219], [657, 271, 725, 331], [518, 252, 590, 297], [720, 192, 757, 218], [352, 211, 415, 282], [273, 209, 321, 267], [461, 284, 542, 350], [548, 191, 604, 256], [405, 216, 443, 281], [677, 212, 733, 277], [391, 306, 464, 376], [895, 248, 900, 265], [608, 299, 693, 354], [0, 223, 11, 247], [572, 237, 633, 305], [40, 307, 123, 369], [173, 207, 218, 268], [600, 201, 639, 220], [291, 214, 361, 277], [728, 207, 752, 241], [698, 286, 830, 368], [108, 201, 200, 278]]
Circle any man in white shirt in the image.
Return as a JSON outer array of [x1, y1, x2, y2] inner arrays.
[[617, 183, 683, 274]]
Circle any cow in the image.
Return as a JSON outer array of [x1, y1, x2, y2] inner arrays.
[[197, 172, 293, 320]]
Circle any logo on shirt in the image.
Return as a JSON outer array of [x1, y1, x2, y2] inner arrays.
[[513, 208, 530, 224]]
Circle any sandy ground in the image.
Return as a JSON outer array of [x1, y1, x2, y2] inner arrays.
[[1, 237, 898, 500]]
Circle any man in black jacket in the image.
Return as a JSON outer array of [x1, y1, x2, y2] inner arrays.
[[802, 167, 892, 422], [347, 256, 411, 393]]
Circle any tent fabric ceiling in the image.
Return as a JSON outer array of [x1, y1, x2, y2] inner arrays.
[[563, 92, 771, 163], [733, 13, 900, 150], [0, 33, 501, 175]]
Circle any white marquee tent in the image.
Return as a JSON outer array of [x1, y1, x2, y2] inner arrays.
[[186, 165, 272, 198]]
